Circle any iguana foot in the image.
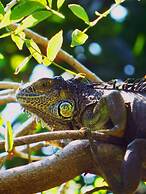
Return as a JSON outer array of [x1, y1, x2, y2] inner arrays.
[[99, 125, 124, 137]]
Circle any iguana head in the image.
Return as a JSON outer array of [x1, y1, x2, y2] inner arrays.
[[16, 76, 79, 130], [16, 76, 103, 130]]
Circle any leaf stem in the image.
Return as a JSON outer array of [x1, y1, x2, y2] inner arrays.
[[4, 0, 19, 12], [83, 0, 126, 33]]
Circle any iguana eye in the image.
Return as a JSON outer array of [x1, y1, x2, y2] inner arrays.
[[41, 82, 48, 88], [58, 101, 74, 118]]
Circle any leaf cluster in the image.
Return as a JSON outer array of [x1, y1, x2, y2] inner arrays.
[[0, 0, 126, 74]]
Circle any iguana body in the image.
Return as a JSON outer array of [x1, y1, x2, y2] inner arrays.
[[16, 76, 146, 194]]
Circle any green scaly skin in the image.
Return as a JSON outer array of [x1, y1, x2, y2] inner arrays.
[[16, 76, 146, 194]]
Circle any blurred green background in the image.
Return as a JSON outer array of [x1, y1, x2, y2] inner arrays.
[[0, 0, 146, 193]]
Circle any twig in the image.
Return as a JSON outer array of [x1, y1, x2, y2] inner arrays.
[[15, 150, 46, 161], [9, 24, 102, 83], [14, 117, 67, 148], [4, 142, 50, 161], [14, 140, 61, 161], [57, 50, 102, 82], [14, 117, 36, 137], [0, 81, 20, 104], [0, 81, 20, 89], [19, 142, 49, 153], [4, 0, 19, 12], [0, 89, 14, 96], [0, 95, 16, 104], [0, 130, 122, 150], [84, 0, 126, 33]]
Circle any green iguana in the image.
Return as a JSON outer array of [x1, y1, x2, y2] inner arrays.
[[16, 76, 146, 194]]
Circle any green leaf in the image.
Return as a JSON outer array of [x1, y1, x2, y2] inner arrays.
[[115, 0, 123, 3], [0, 1, 47, 29], [47, 0, 52, 8], [0, 32, 11, 38], [10, 1, 45, 20], [15, 10, 50, 33], [57, 0, 65, 9], [68, 4, 89, 24], [71, 29, 88, 47], [0, 10, 23, 29], [31, 0, 47, 6], [11, 32, 25, 50], [5, 121, 14, 153], [14, 55, 32, 74], [46, 30, 63, 65], [0, 1, 4, 15], [94, 177, 108, 188], [0, 116, 3, 127], [0, 10, 12, 29], [20, 0, 47, 4], [26, 39, 42, 63]]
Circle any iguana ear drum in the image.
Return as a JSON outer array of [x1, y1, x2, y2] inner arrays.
[[58, 101, 74, 118]]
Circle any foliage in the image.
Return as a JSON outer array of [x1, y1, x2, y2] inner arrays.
[[5, 121, 14, 153], [0, 0, 127, 75]]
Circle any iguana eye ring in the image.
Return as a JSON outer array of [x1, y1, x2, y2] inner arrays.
[[58, 101, 74, 118]]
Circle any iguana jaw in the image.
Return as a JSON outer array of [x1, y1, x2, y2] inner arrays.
[[16, 91, 45, 105]]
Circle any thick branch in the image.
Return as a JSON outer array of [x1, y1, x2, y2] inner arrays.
[[0, 140, 94, 194], [0, 140, 146, 194]]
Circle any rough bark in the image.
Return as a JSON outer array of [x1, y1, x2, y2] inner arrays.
[[0, 140, 146, 194], [0, 140, 94, 194]]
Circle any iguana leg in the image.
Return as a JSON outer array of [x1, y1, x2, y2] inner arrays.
[[94, 90, 127, 137], [121, 138, 146, 194]]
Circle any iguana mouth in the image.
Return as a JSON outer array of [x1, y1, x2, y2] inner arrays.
[[16, 89, 46, 105]]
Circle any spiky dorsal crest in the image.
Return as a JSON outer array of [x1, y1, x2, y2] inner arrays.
[[92, 78, 146, 93]]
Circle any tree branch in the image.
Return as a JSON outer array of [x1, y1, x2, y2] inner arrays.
[[0, 81, 20, 89], [14, 117, 36, 137], [0, 140, 146, 194], [0, 81, 19, 104], [0, 95, 16, 104], [0, 89, 14, 96], [0, 129, 123, 150], [0, 140, 95, 194]]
